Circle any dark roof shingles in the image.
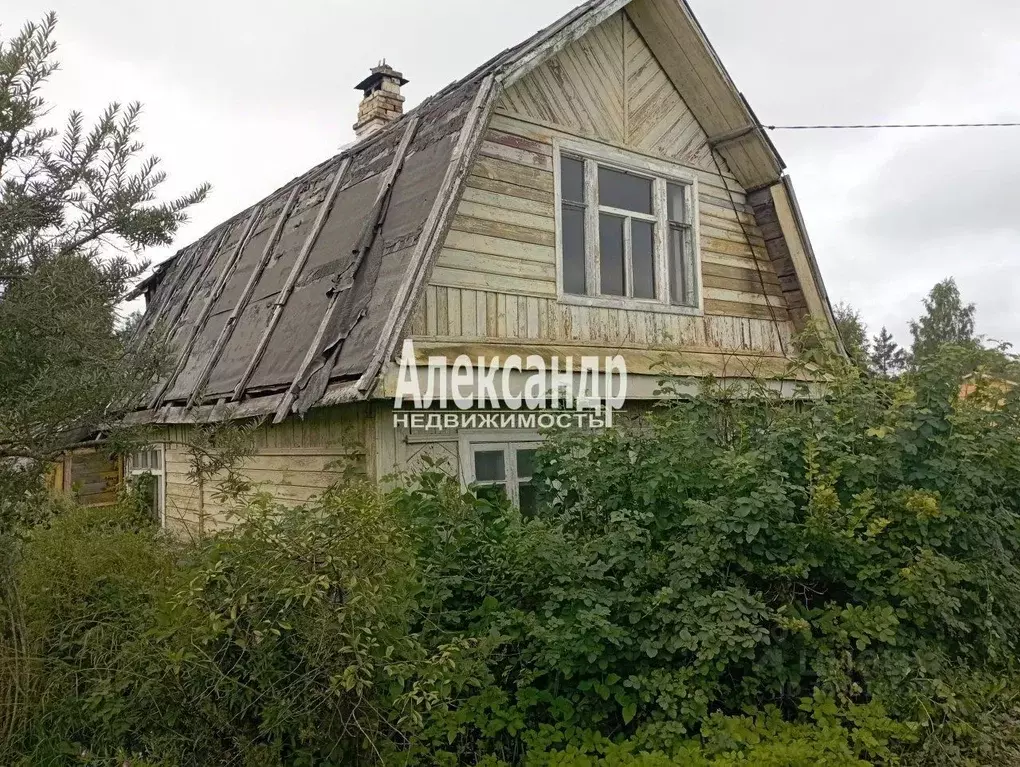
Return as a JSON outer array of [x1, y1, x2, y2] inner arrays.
[[134, 0, 609, 414]]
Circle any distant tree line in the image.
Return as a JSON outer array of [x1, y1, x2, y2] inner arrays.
[[833, 277, 997, 378]]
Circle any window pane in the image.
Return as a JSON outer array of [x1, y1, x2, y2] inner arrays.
[[669, 225, 696, 306], [131, 473, 160, 523], [477, 484, 509, 506], [519, 482, 539, 517], [516, 449, 537, 479], [667, 183, 688, 224], [562, 205, 587, 295], [131, 448, 161, 472], [599, 214, 626, 296], [561, 156, 584, 203], [631, 220, 655, 299], [474, 450, 506, 482], [598, 167, 652, 214]]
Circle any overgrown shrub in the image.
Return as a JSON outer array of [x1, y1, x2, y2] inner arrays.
[[5, 344, 1020, 765], [7, 486, 474, 765], [142, 484, 428, 765], [10, 499, 175, 764], [393, 344, 1020, 764]]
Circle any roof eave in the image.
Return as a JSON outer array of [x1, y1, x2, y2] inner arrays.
[[626, 0, 784, 191], [779, 175, 844, 351]]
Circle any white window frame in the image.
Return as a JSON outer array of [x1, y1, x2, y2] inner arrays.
[[125, 444, 166, 528], [553, 136, 703, 316], [459, 431, 543, 508]]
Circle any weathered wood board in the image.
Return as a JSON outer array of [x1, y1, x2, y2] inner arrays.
[[423, 10, 794, 353]]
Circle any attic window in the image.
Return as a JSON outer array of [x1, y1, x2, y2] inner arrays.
[[555, 139, 701, 313]]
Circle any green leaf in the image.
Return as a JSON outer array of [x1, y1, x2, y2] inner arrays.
[[622, 702, 637, 724]]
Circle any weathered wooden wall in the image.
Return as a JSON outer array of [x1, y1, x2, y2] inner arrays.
[[161, 404, 372, 538], [373, 406, 461, 485], [63, 449, 121, 508], [417, 10, 794, 367], [408, 286, 789, 355]]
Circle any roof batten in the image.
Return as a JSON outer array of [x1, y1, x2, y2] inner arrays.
[[274, 113, 423, 423], [231, 155, 354, 402], [150, 207, 264, 409], [184, 183, 303, 409]]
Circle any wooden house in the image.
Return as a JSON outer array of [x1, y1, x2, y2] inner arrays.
[[109, 0, 840, 534]]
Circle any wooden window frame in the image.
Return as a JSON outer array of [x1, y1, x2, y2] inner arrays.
[[553, 136, 703, 316], [458, 430, 542, 508], [126, 444, 166, 528]]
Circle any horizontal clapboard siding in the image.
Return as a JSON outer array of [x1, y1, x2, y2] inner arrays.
[[434, 119, 785, 317], [425, 10, 794, 348], [161, 405, 371, 538]]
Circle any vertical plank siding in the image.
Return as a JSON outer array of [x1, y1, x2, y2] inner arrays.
[[427, 10, 794, 353], [373, 412, 461, 488], [408, 285, 791, 354]]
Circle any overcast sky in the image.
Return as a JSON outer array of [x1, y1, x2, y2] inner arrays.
[[3, 0, 1017, 349]]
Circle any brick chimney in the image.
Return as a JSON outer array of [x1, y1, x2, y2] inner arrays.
[[353, 61, 408, 141]]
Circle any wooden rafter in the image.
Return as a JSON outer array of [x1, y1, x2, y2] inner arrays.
[[230, 156, 353, 402], [184, 183, 302, 409], [272, 114, 423, 423], [352, 76, 498, 401], [499, 0, 629, 87]]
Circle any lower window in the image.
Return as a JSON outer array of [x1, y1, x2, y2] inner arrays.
[[126, 445, 166, 527], [461, 435, 542, 516]]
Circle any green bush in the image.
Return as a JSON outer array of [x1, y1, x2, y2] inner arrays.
[[139, 484, 427, 765], [393, 345, 1020, 764], [6, 344, 1020, 765], [7, 486, 473, 765], [9, 500, 176, 765]]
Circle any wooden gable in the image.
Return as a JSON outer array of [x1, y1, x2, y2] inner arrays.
[[409, 8, 806, 380], [130, 0, 841, 425], [499, 11, 716, 173]]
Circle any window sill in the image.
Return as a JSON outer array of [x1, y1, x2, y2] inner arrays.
[[557, 293, 704, 317]]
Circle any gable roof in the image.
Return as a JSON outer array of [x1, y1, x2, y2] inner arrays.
[[129, 0, 827, 426]]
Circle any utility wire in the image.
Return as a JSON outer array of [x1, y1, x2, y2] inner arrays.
[[765, 121, 1020, 130]]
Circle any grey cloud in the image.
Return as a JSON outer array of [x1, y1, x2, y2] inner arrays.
[[1, 0, 1016, 346], [692, 0, 1020, 125], [852, 131, 1020, 244], [690, 0, 1020, 348]]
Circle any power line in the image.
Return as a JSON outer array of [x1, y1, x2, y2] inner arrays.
[[765, 121, 1020, 131]]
